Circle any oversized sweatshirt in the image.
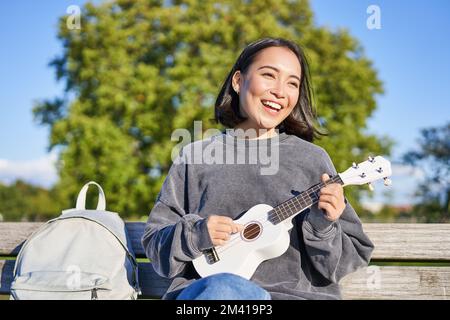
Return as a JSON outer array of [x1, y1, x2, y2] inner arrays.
[[141, 130, 374, 300]]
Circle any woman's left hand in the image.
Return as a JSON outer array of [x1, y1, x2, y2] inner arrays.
[[318, 173, 346, 222]]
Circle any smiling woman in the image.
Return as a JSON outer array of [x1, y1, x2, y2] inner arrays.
[[214, 38, 322, 142], [141, 37, 375, 301], [232, 47, 301, 132]]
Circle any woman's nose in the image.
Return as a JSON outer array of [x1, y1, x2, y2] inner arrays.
[[270, 81, 286, 98]]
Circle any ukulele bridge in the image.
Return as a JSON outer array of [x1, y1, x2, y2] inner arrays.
[[204, 247, 220, 264]]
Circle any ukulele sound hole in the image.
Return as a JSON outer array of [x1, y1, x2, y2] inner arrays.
[[243, 222, 262, 241]]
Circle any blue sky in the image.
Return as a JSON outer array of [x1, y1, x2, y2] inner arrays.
[[1, 1, 449, 207], [311, 0, 450, 158]]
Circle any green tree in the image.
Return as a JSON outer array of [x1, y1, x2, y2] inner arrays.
[[0, 181, 61, 221], [403, 122, 450, 222], [33, 0, 390, 219]]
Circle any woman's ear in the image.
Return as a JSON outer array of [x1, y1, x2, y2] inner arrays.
[[231, 71, 241, 94]]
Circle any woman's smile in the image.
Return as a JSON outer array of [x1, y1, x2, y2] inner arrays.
[[232, 46, 301, 134], [261, 99, 283, 116]]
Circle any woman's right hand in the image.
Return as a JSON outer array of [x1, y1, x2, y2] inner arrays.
[[206, 215, 244, 246]]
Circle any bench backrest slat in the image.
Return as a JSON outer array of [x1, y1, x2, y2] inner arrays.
[[363, 223, 450, 261], [1, 222, 450, 299], [3, 259, 450, 299], [340, 266, 450, 300], [2, 222, 450, 261]]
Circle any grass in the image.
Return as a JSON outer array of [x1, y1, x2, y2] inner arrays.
[[370, 260, 450, 267], [0, 256, 16, 260], [2, 256, 449, 266]]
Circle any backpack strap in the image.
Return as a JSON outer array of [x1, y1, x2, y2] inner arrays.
[[75, 181, 106, 211]]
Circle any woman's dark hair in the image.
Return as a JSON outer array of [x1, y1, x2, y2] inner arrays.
[[214, 37, 323, 142]]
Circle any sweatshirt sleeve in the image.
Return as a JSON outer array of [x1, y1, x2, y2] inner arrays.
[[301, 149, 374, 283], [141, 148, 214, 278]]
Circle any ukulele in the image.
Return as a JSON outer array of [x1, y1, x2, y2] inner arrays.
[[193, 156, 392, 279]]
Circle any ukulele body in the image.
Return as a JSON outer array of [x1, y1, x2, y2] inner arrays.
[[192, 204, 295, 280]]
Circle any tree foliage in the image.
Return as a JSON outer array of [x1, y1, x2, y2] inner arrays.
[[403, 122, 450, 222], [33, 0, 390, 219], [0, 181, 60, 222]]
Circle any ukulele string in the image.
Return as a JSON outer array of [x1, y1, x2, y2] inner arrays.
[[214, 196, 313, 255], [214, 195, 313, 255], [214, 177, 340, 255], [213, 177, 340, 256]]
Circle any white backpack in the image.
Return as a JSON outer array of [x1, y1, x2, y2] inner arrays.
[[10, 181, 140, 300]]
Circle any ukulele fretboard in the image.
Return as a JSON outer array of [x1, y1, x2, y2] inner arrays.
[[268, 175, 343, 224]]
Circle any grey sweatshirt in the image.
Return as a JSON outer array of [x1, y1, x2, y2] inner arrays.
[[141, 130, 374, 300]]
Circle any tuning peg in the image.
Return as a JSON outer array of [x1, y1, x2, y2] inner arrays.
[[352, 162, 359, 169], [368, 156, 375, 163], [367, 182, 374, 191], [384, 178, 392, 186]]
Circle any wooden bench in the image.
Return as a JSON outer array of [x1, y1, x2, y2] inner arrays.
[[1, 222, 450, 299]]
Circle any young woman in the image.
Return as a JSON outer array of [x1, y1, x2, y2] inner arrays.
[[142, 38, 374, 300]]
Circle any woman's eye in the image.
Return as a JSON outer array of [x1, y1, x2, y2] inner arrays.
[[262, 73, 275, 78], [290, 82, 299, 88]]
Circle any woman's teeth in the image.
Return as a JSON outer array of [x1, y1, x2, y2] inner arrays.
[[262, 100, 282, 111]]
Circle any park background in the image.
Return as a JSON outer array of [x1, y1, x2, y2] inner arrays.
[[0, 0, 448, 222]]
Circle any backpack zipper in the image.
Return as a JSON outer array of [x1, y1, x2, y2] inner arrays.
[[91, 288, 98, 300], [127, 252, 141, 295]]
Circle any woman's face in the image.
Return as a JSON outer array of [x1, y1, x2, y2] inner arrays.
[[232, 46, 301, 134]]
